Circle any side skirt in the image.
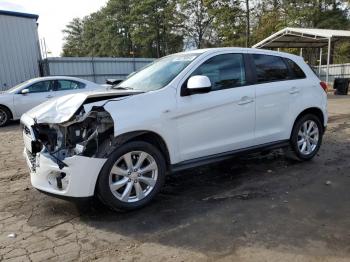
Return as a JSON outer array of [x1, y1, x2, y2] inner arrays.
[[170, 140, 290, 173]]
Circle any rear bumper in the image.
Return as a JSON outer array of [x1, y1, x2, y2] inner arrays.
[[23, 149, 106, 197]]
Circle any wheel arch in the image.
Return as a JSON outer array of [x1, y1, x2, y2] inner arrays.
[[110, 130, 172, 170], [0, 104, 14, 120], [290, 107, 325, 137]]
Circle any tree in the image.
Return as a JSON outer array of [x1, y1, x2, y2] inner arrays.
[[205, 0, 245, 47], [102, 0, 134, 57], [179, 0, 215, 48], [62, 18, 86, 56], [61, 0, 350, 63], [62, 0, 183, 57], [130, 0, 184, 57], [245, 0, 250, 47]]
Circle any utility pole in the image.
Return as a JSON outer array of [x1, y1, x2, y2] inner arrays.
[[245, 0, 250, 47]]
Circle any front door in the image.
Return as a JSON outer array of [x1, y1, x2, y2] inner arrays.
[[175, 53, 256, 162], [13, 80, 54, 117]]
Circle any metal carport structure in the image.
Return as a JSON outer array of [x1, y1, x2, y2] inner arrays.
[[252, 27, 350, 84]]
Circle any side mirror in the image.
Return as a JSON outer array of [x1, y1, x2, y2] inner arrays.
[[187, 75, 211, 94], [21, 88, 29, 95], [106, 79, 123, 85]]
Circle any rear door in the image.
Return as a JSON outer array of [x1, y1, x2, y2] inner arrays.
[[52, 79, 86, 97], [252, 54, 294, 144]]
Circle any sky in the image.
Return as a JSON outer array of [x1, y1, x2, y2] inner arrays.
[[0, 0, 108, 56]]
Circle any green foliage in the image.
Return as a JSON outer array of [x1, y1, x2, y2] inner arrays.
[[62, 18, 85, 56], [62, 0, 350, 63], [62, 0, 183, 57], [177, 0, 215, 48], [206, 0, 246, 47], [130, 0, 183, 57]]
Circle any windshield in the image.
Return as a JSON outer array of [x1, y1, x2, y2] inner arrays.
[[114, 53, 200, 92], [6, 80, 31, 93]]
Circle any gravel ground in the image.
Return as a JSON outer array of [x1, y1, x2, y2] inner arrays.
[[0, 95, 350, 262]]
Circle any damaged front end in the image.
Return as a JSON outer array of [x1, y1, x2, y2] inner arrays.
[[21, 90, 142, 196], [31, 105, 114, 169], [21, 106, 114, 194]]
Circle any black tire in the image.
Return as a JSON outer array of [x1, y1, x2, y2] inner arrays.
[[96, 141, 166, 211], [0, 106, 11, 127], [290, 114, 323, 161]]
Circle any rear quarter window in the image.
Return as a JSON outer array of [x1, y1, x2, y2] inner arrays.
[[285, 58, 306, 79], [252, 54, 289, 83]]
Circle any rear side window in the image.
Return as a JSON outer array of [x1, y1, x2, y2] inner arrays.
[[285, 59, 306, 79], [191, 53, 246, 91], [253, 54, 289, 83], [54, 80, 86, 91]]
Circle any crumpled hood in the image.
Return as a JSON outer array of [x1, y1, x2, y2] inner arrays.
[[25, 89, 142, 124]]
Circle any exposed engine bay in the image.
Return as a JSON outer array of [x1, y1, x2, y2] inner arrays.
[[22, 90, 143, 171], [31, 105, 114, 168]]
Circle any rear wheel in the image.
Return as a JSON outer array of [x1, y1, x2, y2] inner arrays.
[[0, 106, 11, 127], [290, 114, 323, 161], [97, 141, 166, 211]]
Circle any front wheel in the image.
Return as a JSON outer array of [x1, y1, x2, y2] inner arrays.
[[96, 141, 166, 211], [290, 114, 323, 161], [0, 106, 11, 127]]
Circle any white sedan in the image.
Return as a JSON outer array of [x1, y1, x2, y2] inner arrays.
[[0, 76, 104, 127]]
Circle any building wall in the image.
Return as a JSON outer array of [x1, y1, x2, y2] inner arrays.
[[43, 57, 155, 84], [0, 14, 41, 90]]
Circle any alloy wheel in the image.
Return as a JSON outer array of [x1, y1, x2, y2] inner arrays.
[[0, 108, 7, 126], [109, 151, 158, 203], [297, 120, 319, 155]]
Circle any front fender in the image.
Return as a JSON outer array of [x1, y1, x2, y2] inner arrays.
[[103, 87, 179, 164]]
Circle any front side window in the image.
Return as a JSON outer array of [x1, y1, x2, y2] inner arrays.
[[54, 80, 85, 91], [27, 81, 52, 93], [253, 54, 289, 83], [285, 59, 306, 79], [191, 53, 246, 91]]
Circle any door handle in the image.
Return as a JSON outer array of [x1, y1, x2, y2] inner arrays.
[[289, 87, 299, 94], [238, 96, 254, 105], [46, 95, 53, 98]]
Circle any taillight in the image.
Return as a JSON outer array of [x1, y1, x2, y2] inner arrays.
[[320, 81, 328, 92]]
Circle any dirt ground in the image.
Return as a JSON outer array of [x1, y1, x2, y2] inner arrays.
[[0, 95, 350, 262]]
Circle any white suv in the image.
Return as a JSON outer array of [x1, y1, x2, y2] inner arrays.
[[21, 48, 327, 210]]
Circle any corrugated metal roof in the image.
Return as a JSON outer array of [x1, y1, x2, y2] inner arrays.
[[0, 10, 38, 20], [253, 27, 350, 48], [285, 27, 350, 38]]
